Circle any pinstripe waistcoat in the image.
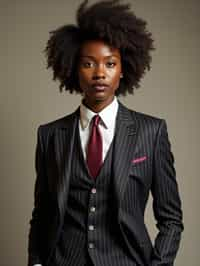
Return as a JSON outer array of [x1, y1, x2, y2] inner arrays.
[[48, 121, 137, 266]]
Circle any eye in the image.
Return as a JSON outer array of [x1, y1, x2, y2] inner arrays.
[[81, 61, 95, 68], [106, 61, 116, 68]]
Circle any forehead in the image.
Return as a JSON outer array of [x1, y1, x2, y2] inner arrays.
[[79, 39, 121, 58]]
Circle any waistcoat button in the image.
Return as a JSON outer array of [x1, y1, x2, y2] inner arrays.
[[90, 206, 96, 212], [88, 225, 94, 231], [89, 243, 95, 249], [91, 188, 97, 194]]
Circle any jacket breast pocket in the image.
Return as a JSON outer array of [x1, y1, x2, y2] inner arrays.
[[129, 160, 152, 190], [123, 162, 152, 215]]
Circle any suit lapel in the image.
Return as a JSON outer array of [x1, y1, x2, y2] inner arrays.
[[113, 102, 139, 210], [54, 108, 79, 223], [52, 102, 139, 219]]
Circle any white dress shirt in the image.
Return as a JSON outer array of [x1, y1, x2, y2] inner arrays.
[[33, 97, 119, 266], [79, 96, 119, 161]]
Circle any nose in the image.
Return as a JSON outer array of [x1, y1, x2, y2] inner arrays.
[[92, 64, 105, 80]]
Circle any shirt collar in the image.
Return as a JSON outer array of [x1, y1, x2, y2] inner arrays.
[[80, 97, 119, 130]]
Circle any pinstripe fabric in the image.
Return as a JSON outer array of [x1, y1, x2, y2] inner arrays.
[[28, 101, 183, 266], [48, 123, 137, 266]]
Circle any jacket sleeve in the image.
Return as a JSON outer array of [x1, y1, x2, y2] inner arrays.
[[151, 120, 184, 266], [28, 126, 48, 266]]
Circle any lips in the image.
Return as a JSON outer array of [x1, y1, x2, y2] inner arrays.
[[92, 83, 109, 91], [93, 85, 107, 91]]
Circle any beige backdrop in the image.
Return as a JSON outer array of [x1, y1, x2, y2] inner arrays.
[[0, 0, 199, 265]]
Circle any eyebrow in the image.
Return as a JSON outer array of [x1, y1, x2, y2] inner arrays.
[[79, 55, 120, 59]]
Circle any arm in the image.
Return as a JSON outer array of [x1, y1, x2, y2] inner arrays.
[[151, 120, 184, 266], [28, 126, 48, 266]]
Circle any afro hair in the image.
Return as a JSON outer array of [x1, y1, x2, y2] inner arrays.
[[44, 0, 155, 95]]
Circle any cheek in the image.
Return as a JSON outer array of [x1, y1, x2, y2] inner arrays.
[[78, 70, 92, 92], [109, 65, 121, 79], [110, 70, 121, 86], [78, 69, 91, 84]]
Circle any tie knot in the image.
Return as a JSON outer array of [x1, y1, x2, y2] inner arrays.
[[93, 115, 100, 126]]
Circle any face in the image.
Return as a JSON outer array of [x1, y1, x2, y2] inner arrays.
[[78, 39, 122, 111]]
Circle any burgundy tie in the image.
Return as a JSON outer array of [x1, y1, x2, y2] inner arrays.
[[86, 115, 102, 178]]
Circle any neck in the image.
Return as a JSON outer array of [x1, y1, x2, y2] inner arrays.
[[83, 97, 115, 113]]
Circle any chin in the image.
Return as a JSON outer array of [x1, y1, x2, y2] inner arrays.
[[94, 98, 105, 103]]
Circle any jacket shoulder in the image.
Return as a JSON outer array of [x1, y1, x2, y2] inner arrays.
[[130, 109, 166, 136], [38, 108, 79, 131], [134, 110, 164, 125]]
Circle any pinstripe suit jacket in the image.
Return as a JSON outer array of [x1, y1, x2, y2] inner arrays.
[[28, 101, 183, 266]]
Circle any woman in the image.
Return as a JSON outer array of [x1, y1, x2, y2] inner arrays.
[[28, 1, 184, 266]]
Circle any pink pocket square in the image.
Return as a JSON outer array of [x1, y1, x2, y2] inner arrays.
[[132, 156, 147, 164]]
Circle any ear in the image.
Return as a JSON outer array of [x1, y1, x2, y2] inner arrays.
[[120, 73, 124, 79]]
